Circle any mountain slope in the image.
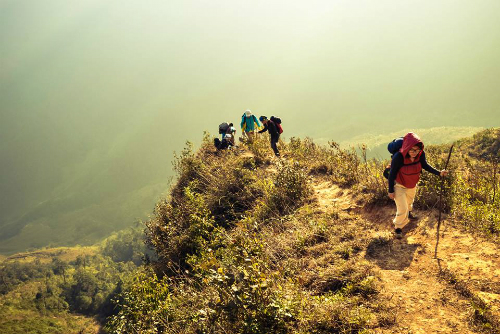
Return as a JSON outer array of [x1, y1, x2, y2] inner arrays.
[[107, 130, 499, 333]]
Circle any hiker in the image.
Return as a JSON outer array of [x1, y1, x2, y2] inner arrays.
[[258, 116, 281, 157], [388, 132, 448, 239], [240, 109, 261, 141], [224, 123, 236, 146], [214, 137, 231, 150], [215, 122, 235, 150]]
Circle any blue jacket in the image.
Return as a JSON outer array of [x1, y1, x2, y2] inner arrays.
[[241, 114, 261, 132]]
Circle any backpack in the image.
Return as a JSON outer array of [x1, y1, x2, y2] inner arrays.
[[383, 137, 404, 179], [270, 116, 283, 134], [270, 116, 281, 124], [219, 122, 229, 134], [387, 137, 404, 155]]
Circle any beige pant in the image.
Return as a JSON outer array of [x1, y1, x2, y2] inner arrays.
[[393, 183, 417, 229], [246, 131, 255, 141]]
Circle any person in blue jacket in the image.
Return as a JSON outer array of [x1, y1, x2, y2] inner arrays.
[[240, 110, 261, 141]]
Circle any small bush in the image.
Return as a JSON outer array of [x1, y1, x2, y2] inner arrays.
[[105, 270, 175, 334], [268, 162, 312, 215], [146, 185, 223, 272]]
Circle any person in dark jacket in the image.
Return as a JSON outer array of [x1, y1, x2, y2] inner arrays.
[[258, 116, 280, 157], [223, 123, 236, 146], [388, 132, 448, 239]]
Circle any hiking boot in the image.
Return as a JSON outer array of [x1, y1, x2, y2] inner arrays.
[[395, 228, 403, 239], [408, 211, 418, 220]]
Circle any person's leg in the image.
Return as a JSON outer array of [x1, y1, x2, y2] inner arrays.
[[270, 137, 280, 156], [406, 186, 417, 217], [247, 131, 254, 142], [393, 184, 410, 230]]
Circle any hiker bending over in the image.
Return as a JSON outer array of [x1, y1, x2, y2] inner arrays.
[[240, 110, 261, 141], [215, 122, 235, 150], [258, 116, 280, 157], [388, 132, 448, 239], [224, 123, 236, 146]]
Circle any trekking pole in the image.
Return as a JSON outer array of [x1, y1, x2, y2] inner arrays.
[[434, 144, 454, 259]]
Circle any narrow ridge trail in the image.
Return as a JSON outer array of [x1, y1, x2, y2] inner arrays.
[[312, 179, 500, 334]]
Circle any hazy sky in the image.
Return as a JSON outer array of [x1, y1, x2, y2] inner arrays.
[[1, 0, 500, 240]]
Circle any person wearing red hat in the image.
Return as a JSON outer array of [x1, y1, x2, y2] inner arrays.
[[388, 132, 448, 239]]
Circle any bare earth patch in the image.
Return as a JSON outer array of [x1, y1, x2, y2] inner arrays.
[[311, 178, 500, 333]]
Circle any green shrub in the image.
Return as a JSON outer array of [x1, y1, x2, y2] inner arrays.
[[102, 227, 147, 265], [453, 173, 500, 236], [105, 270, 175, 334], [267, 162, 312, 216], [146, 185, 223, 272], [246, 135, 273, 166]]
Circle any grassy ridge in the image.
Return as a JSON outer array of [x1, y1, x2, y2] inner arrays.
[[107, 135, 396, 333], [108, 128, 499, 333]]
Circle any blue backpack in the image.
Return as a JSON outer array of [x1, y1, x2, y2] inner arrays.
[[383, 137, 404, 179], [387, 137, 404, 155]]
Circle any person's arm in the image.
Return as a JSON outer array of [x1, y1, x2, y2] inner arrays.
[[258, 123, 268, 133], [254, 115, 261, 128], [388, 153, 404, 193], [420, 151, 441, 176], [240, 116, 246, 130]]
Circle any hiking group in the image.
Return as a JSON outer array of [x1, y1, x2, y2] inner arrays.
[[215, 109, 283, 157], [216, 113, 448, 239]]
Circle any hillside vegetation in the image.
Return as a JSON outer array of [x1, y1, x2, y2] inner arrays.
[[0, 227, 148, 334], [107, 129, 500, 333]]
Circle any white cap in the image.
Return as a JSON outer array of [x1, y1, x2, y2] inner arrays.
[[245, 109, 252, 117]]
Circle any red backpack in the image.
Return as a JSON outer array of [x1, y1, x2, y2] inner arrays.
[[270, 116, 283, 134]]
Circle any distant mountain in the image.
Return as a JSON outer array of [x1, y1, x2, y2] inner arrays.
[[455, 128, 500, 160], [316, 126, 484, 159], [0, 114, 178, 255], [0, 228, 145, 334], [0, 182, 166, 255]]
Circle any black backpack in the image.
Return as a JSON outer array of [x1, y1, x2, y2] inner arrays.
[[270, 116, 281, 124], [218, 122, 229, 134]]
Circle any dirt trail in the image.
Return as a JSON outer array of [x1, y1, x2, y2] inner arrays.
[[312, 179, 500, 334]]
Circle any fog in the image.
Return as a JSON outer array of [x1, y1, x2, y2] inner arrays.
[[1, 0, 499, 252]]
